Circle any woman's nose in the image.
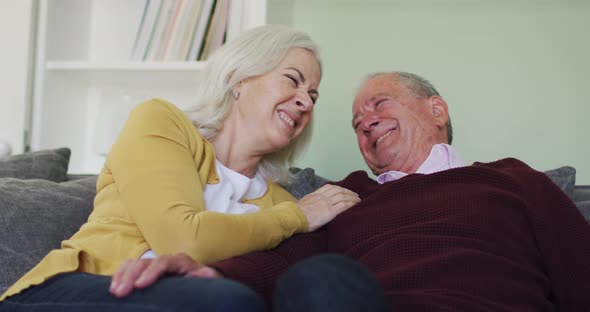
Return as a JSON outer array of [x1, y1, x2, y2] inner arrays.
[[295, 91, 314, 111]]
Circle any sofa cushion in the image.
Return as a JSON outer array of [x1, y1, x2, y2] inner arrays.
[[283, 168, 330, 200], [285, 166, 579, 201], [543, 166, 576, 200], [574, 186, 590, 203], [0, 148, 71, 182], [576, 201, 590, 224], [0, 176, 97, 294]]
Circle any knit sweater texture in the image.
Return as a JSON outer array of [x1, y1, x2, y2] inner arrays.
[[213, 158, 590, 311]]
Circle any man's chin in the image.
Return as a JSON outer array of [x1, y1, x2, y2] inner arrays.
[[369, 163, 389, 176], [375, 161, 406, 175]]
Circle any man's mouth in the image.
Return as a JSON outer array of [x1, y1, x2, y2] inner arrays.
[[375, 129, 395, 147]]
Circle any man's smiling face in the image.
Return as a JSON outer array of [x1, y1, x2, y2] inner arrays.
[[352, 74, 448, 175]]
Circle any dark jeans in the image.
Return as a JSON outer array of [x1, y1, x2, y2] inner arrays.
[[1, 254, 388, 312], [0, 272, 265, 312], [274, 254, 390, 312]]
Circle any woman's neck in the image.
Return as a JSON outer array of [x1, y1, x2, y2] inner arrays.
[[210, 125, 262, 179]]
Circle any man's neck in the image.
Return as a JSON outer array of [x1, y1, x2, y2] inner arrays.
[[376, 144, 464, 184]]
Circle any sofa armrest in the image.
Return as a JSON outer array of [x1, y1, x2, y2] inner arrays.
[[574, 186, 590, 203]]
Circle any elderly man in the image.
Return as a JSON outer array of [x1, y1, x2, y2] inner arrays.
[[111, 72, 590, 311]]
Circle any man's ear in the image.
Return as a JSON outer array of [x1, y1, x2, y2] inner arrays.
[[429, 96, 449, 129]]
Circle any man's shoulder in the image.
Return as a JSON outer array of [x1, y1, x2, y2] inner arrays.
[[465, 157, 555, 190], [331, 170, 378, 191], [471, 157, 532, 170]]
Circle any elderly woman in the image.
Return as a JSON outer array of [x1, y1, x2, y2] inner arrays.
[[0, 25, 359, 312]]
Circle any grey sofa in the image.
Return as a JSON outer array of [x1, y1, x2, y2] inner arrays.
[[1, 148, 589, 296]]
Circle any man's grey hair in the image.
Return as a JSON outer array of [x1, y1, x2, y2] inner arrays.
[[183, 25, 322, 185], [360, 71, 453, 144]]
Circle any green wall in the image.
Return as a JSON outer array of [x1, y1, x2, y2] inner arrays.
[[287, 1, 590, 184]]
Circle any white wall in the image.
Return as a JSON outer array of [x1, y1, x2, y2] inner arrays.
[[291, 0, 590, 184], [2, 0, 589, 184], [0, 0, 34, 154]]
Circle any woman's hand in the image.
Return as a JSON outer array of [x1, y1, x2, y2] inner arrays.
[[110, 253, 221, 298], [297, 184, 361, 232]]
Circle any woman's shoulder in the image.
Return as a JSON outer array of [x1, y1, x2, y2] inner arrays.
[[130, 98, 206, 137], [112, 98, 218, 182], [132, 98, 187, 120], [266, 179, 297, 202]]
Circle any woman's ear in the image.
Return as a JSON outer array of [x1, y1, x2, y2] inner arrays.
[[231, 81, 242, 100], [430, 96, 449, 129]]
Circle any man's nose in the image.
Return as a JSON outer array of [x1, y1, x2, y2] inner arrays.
[[361, 116, 380, 131]]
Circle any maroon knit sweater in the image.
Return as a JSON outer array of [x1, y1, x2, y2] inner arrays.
[[213, 158, 590, 311]]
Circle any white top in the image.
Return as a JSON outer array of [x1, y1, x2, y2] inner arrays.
[[376, 144, 465, 184], [204, 160, 268, 214], [141, 160, 268, 259]]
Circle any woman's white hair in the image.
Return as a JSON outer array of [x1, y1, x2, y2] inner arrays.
[[183, 25, 322, 185]]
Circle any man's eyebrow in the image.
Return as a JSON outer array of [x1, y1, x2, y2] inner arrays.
[[368, 93, 393, 103], [351, 93, 393, 127], [352, 113, 360, 128], [288, 67, 319, 98]]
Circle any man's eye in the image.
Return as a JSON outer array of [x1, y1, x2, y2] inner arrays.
[[375, 99, 387, 107], [286, 74, 298, 86]]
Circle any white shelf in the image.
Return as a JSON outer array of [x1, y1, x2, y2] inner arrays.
[[44, 61, 207, 87], [30, 0, 290, 174], [45, 61, 207, 71]]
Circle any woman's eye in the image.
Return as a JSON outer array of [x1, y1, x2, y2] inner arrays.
[[286, 74, 298, 86]]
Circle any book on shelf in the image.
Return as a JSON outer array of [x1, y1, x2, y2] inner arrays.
[[145, 0, 175, 61], [175, 0, 205, 61], [155, 0, 184, 61], [225, 0, 242, 43], [130, 0, 228, 63], [164, 0, 201, 61], [187, 0, 216, 61], [160, 0, 189, 61], [130, 0, 163, 61], [200, 0, 229, 60]]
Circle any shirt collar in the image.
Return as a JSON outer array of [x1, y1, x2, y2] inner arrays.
[[376, 144, 465, 184]]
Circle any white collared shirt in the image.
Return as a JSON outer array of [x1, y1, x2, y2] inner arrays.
[[376, 144, 465, 184]]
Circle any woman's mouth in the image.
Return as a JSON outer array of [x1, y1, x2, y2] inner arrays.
[[278, 111, 295, 128]]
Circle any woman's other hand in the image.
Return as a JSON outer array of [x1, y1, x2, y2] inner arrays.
[[297, 184, 361, 232], [110, 253, 221, 298]]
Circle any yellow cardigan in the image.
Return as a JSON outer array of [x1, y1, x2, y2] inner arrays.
[[1, 99, 308, 301]]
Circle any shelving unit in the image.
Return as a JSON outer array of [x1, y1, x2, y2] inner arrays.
[[31, 0, 291, 173]]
